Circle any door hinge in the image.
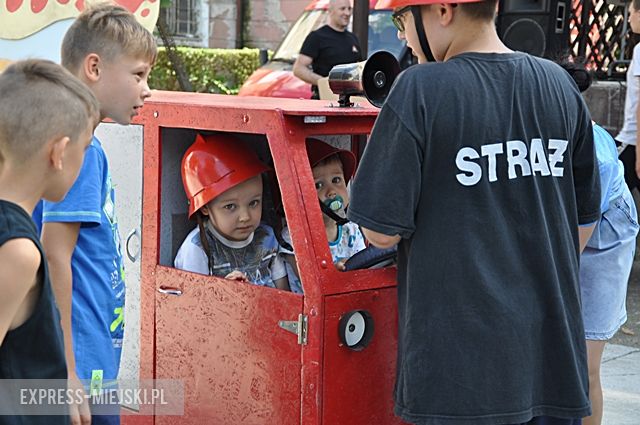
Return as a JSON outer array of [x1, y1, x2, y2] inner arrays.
[[278, 314, 308, 345]]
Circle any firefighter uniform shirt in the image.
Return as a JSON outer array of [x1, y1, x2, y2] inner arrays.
[[348, 52, 600, 424]]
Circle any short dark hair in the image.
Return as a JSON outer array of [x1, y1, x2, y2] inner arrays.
[[0, 59, 99, 163], [557, 58, 593, 93], [633, 0, 640, 11], [460, 0, 499, 21]]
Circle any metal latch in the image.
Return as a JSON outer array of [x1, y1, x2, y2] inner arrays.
[[278, 314, 308, 345]]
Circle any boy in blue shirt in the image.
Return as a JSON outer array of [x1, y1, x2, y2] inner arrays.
[[35, 4, 156, 424]]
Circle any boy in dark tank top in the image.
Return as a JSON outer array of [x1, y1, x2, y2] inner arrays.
[[0, 59, 99, 424]]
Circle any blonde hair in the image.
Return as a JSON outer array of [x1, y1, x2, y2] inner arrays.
[[0, 59, 100, 163], [61, 2, 157, 73]]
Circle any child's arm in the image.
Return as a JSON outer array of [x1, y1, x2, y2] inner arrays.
[[41, 222, 92, 425], [271, 252, 291, 291], [41, 222, 80, 375], [0, 239, 40, 344], [360, 227, 401, 249], [283, 254, 300, 280]]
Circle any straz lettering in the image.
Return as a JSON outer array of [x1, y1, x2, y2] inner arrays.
[[455, 138, 569, 186]]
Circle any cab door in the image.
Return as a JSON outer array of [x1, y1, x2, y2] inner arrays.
[[152, 127, 304, 424], [155, 269, 303, 424]]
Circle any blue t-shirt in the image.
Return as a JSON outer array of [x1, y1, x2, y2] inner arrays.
[[34, 136, 125, 382], [593, 123, 626, 213]]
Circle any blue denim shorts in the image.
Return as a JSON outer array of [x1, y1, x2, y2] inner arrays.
[[580, 188, 639, 340]]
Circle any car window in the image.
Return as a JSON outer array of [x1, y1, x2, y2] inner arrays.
[[272, 9, 404, 63], [368, 10, 404, 58], [273, 10, 326, 62]]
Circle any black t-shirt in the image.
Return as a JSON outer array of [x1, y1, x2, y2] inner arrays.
[[0, 200, 68, 424], [299, 25, 362, 96], [348, 52, 599, 425]]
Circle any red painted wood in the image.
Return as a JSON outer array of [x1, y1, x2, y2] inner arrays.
[[124, 92, 402, 425], [155, 267, 303, 424], [322, 289, 409, 425]]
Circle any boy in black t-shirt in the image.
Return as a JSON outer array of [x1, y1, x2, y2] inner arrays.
[[348, 1, 600, 425], [0, 60, 99, 423], [293, 0, 362, 98]]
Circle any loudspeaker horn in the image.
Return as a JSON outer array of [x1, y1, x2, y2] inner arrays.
[[328, 50, 400, 108]]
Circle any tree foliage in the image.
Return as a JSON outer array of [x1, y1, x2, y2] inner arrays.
[[149, 47, 267, 94]]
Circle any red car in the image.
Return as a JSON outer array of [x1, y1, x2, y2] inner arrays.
[[238, 0, 412, 99]]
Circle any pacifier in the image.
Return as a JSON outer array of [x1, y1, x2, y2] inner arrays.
[[323, 195, 346, 218]]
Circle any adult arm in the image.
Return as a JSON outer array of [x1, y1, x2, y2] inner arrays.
[[635, 79, 640, 179], [41, 222, 91, 425], [0, 239, 40, 344], [293, 54, 322, 85]]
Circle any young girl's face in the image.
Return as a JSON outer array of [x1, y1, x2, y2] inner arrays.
[[313, 158, 349, 210], [202, 175, 263, 241]]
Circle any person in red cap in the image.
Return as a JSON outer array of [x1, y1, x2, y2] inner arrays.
[[279, 139, 366, 293], [347, 1, 600, 425], [174, 134, 290, 291]]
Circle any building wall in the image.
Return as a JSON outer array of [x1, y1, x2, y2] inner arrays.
[[207, 0, 306, 49], [244, 0, 307, 49], [208, 0, 238, 48], [584, 81, 627, 136]]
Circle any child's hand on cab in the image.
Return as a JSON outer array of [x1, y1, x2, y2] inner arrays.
[[334, 260, 346, 271], [226, 270, 249, 282]]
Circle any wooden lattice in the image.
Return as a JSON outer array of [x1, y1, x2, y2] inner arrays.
[[570, 0, 640, 79]]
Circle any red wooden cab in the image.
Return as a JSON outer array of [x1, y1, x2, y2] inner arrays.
[[127, 91, 407, 425]]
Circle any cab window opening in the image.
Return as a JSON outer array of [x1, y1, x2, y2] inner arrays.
[[160, 129, 291, 292]]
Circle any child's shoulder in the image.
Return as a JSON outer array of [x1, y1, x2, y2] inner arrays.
[[254, 223, 279, 247], [180, 225, 203, 248], [342, 221, 362, 235], [256, 222, 277, 236], [0, 237, 40, 282]]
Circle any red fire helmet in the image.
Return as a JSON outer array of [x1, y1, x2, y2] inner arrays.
[[306, 138, 356, 183], [375, 0, 482, 9], [182, 133, 269, 218]]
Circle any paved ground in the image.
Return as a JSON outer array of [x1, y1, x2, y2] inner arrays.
[[601, 344, 640, 425]]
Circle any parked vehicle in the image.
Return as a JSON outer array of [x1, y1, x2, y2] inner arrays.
[[238, 0, 412, 99]]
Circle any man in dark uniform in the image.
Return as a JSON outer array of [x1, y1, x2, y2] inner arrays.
[[348, 1, 601, 424], [293, 0, 362, 99]]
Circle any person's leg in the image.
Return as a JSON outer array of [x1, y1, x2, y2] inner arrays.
[[617, 144, 640, 192], [583, 340, 607, 425]]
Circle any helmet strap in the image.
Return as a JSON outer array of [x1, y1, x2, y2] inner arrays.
[[410, 6, 435, 63]]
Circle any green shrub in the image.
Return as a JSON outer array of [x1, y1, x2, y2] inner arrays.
[[149, 47, 266, 95]]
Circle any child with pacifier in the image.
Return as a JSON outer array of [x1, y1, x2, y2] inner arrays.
[[280, 139, 366, 293], [174, 134, 290, 291]]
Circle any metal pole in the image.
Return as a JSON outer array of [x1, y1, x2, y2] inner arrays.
[[578, 0, 593, 58], [352, 0, 369, 58]]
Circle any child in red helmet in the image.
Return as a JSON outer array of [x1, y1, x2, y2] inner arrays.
[[280, 139, 366, 293], [174, 134, 290, 291]]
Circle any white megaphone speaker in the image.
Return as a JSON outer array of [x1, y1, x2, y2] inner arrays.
[[328, 50, 401, 108]]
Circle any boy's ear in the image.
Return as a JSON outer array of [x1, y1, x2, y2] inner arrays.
[[82, 53, 102, 83], [438, 3, 455, 26], [49, 136, 71, 171]]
